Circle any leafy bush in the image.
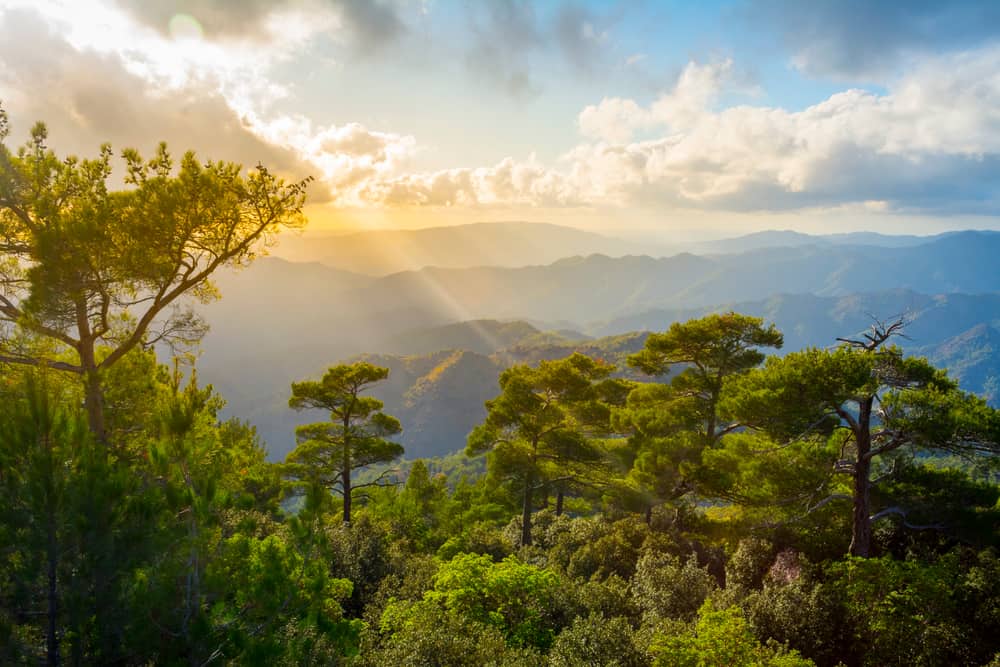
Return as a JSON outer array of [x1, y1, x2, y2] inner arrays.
[[391, 553, 567, 650], [549, 613, 648, 667], [726, 537, 777, 590], [634, 552, 717, 622], [651, 602, 814, 667]]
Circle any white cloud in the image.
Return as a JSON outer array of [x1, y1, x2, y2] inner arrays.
[[0, 3, 416, 206], [362, 48, 1000, 213], [6, 2, 1000, 218], [0, 6, 308, 177], [577, 60, 734, 143], [359, 156, 578, 208], [249, 113, 418, 202], [578, 97, 647, 143], [649, 59, 734, 129]]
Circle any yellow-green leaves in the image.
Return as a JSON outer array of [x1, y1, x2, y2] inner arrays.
[[0, 109, 310, 439]]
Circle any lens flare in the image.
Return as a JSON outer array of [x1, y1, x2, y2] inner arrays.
[[168, 13, 203, 41]]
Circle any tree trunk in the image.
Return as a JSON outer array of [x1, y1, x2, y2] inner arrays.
[[849, 400, 873, 558], [705, 389, 718, 447], [47, 507, 61, 666], [521, 470, 534, 546], [644, 504, 653, 526], [555, 484, 565, 517], [80, 354, 107, 444], [342, 462, 352, 524], [182, 513, 199, 655], [342, 414, 352, 524], [850, 459, 872, 557], [76, 300, 108, 444]]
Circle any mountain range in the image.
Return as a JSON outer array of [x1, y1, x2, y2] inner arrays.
[[688, 229, 959, 254], [270, 222, 664, 274], [215, 230, 1000, 328], [270, 221, 987, 275], [185, 225, 1000, 459]]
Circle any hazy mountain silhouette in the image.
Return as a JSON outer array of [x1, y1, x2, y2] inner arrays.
[[689, 229, 959, 254], [269, 221, 986, 275], [252, 231, 1000, 324], [192, 231, 1000, 458], [271, 221, 669, 274]]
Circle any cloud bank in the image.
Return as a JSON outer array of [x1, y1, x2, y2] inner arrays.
[[3, 1, 1000, 220], [358, 49, 1000, 214]]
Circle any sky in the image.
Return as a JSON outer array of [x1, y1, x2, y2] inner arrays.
[[1, 0, 1000, 238]]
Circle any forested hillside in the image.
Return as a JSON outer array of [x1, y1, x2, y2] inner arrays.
[[198, 287, 1000, 458], [206, 231, 1000, 334], [2, 114, 1000, 667]]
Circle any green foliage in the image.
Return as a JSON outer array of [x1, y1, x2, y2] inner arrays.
[[723, 338, 1000, 557], [362, 600, 542, 666], [0, 371, 159, 663], [826, 552, 1000, 666], [0, 109, 309, 439], [874, 462, 1000, 551], [285, 362, 404, 523], [543, 514, 653, 581], [625, 312, 783, 449], [548, 613, 648, 667], [436, 521, 513, 562], [726, 537, 778, 590], [619, 313, 782, 514], [3, 260, 1000, 667], [652, 602, 814, 666], [467, 352, 629, 545], [743, 577, 848, 667], [325, 516, 395, 617], [405, 553, 565, 649], [208, 533, 363, 662], [571, 573, 639, 622], [629, 312, 783, 380], [633, 552, 718, 622]]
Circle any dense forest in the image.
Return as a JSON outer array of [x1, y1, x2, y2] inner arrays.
[[2, 112, 1000, 666]]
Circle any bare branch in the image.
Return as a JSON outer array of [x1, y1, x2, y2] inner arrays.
[[837, 315, 909, 351], [0, 353, 83, 373], [352, 468, 400, 489], [869, 506, 944, 532], [752, 494, 852, 531]]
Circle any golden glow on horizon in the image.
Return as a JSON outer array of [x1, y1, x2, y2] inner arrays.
[[298, 202, 983, 241], [5, 1, 998, 239]]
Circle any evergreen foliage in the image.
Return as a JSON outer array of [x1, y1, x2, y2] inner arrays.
[[286, 362, 404, 523], [2, 115, 1000, 665]]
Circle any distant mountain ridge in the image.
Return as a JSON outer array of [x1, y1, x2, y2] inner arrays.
[[296, 231, 1000, 324], [376, 319, 583, 356], [589, 290, 1000, 401], [918, 324, 1000, 405], [271, 221, 666, 275], [197, 291, 1000, 459], [270, 221, 997, 275], [688, 229, 976, 254], [191, 230, 1000, 458], [241, 328, 650, 459]]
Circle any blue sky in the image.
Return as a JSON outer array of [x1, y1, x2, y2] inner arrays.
[[1, 0, 999, 237]]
